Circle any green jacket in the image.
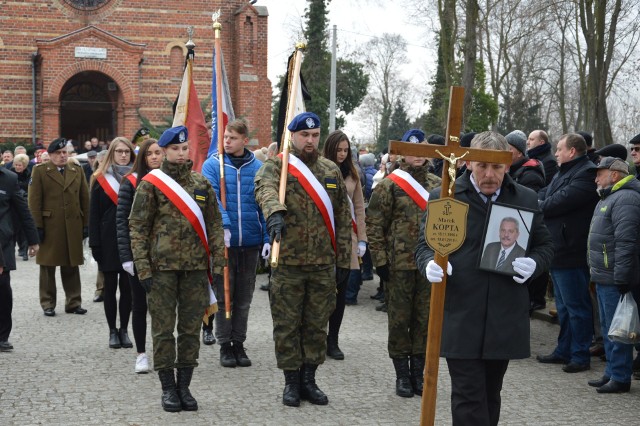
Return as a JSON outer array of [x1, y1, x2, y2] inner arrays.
[[254, 152, 352, 268], [367, 161, 441, 270], [129, 160, 225, 281]]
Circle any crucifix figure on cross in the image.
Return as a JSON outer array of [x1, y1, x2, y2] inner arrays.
[[390, 86, 554, 425]]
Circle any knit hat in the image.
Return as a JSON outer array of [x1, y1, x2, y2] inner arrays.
[[505, 130, 527, 155]]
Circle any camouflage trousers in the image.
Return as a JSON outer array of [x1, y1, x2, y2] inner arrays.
[[386, 269, 431, 358], [147, 270, 209, 371], [270, 264, 336, 370]]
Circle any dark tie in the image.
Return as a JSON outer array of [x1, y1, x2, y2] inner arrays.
[[496, 249, 506, 269], [59, 167, 64, 175]]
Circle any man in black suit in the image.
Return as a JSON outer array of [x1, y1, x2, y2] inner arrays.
[[480, 217, 526, 274]]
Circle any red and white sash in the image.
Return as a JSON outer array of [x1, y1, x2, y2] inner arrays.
[[387, 169, 430, 210], [279, 153, 336, 252], [96, 173, 120, 205], [125, 172, 138, 189], [142, 169, 213, 284], [347, 196, 357, 234]]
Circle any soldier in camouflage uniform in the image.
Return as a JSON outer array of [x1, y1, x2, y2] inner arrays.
[[129, 126, 225, 413], [366, 129, 441, 398], [254, 112, 352, 407]]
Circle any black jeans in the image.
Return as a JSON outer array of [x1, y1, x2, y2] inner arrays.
[[129, 272, 148, 353], [0, 271, 12, 341], [446, 358, 509, 426]]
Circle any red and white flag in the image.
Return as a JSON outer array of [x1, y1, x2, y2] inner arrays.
[[173, 53, 210, 172]]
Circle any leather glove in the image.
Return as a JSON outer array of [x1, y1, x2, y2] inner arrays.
[[357, 241, 367, 258], [426, 260, 453, 283], [267, 212, 286, 244], [91, 247, 102, 263], [619, 284, 631, 295], [37, 228, 44, 243], [336, 267, 350, 285], [82, 226, 89, 239], [512, 257, 536, 284], [140, 278, 153, 293], [122, 261, 135, 277], [213, 274, 224, 288], [224, 229, 231, 248], [376, 264, 390, 282], [261, 243, 271, 260]]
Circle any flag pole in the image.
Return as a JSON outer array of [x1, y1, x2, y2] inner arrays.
[[213, 12, 231, 319], [270, 42, 305, 268]]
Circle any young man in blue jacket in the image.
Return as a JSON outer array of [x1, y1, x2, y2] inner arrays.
[[201, 119, 269, 368]]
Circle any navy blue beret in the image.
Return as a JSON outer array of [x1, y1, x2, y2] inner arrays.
[[47, 138, 68, 153], [158, 126, 188, 147], [401, 129, 425, 143], [287, 112, 321, 132]]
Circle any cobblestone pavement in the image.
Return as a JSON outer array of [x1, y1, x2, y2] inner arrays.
[[1, 250, 637, 425]]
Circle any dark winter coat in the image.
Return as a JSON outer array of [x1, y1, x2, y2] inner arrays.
[[0, 168, 38, 271], [538, 154, 599, 268], [362, 165, 377, 200], [89, 172, 125, 272], [415, 171, 554, 359], [116, 174, 137, 264], [588, 175, 640, 287], [527, 143, 558, 186], [509, 157, 546, 193]]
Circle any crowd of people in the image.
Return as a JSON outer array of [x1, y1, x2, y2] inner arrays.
[[2, 115, 640, 422]]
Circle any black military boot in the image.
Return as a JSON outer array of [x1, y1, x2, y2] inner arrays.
[[233, 341, 252, 367], [300, 364, 329, 405], [109, 329, 121, 349], [326, 334, 344, 360], [176, 367, 198, 411], [392, 357, 414, 398], [158, 369, 182, 412], [283, 370, 301, 407], [220, 342, 237, 368], [410, 355, 425, 396]]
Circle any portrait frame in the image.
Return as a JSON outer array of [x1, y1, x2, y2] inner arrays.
[[477, 202, 536, 276]]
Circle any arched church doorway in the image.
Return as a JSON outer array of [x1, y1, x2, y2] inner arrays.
[[59, 71, 120, 144]]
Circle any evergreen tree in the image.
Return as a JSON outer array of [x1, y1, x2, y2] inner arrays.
[[387, 100, 412, 141]]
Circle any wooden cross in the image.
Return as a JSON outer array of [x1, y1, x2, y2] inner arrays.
[[389, 86, 512, 426]]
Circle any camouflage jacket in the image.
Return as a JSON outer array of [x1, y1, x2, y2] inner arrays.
[[128, 159, 225, 281], [254, 151, 352, 268], [367, 161, 441, 270]]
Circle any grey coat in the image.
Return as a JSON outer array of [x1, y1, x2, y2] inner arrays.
[[415, 172, 554, 359], [588, 175, 640, 287]]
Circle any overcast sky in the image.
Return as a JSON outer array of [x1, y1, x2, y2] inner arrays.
[[259, 0, 435, 140]]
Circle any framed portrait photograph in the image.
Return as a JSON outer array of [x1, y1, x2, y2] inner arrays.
[[478, 202, 536, 276]]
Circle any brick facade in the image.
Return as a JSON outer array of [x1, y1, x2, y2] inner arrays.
[[0, 0, 272, 147]]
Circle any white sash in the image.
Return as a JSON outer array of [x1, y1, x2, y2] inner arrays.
[[389, 169, 430, 210]]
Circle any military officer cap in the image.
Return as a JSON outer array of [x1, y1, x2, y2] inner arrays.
[[132, 127, 150, 144], [594, 144, 627, 160], [47, 137, 67, 153], [596, 156, 629, 174], [158, 126, 188, 147], [401, 129, 425, 143], [287, 112, 321, 132]]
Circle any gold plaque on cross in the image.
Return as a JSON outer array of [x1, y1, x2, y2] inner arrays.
[[425, 198, 469, 257]]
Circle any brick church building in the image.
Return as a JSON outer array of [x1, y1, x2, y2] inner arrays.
[[0, 0, 271, 147]]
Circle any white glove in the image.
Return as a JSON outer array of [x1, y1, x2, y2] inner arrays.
[[224, 229, 231, 248], [261, 243, 271, 260], [122, 261, 135, 276], [426, 260, 452, 283], [512, 257, 536, 284], [357, 241, 367, 257]]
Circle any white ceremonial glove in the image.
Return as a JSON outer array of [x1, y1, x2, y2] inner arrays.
[[512, 257, 537, 284], [426, 260, 452, 283], [224, 229, 231, 248], [122, 261, 135, 277], [262, 243, 271, 260], [357, 241, 367, 258]]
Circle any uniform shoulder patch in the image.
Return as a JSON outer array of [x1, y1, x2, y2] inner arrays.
[[324, 177, 337, 190]]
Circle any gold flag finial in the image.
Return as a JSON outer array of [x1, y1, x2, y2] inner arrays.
[[212, 9, 222, 31]]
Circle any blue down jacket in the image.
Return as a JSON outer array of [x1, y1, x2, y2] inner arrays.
[[202, 149, 268, 247]]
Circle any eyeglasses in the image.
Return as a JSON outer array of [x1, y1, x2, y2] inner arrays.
[[631, 147, 640, 152], [115, 149, 131, 155]]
